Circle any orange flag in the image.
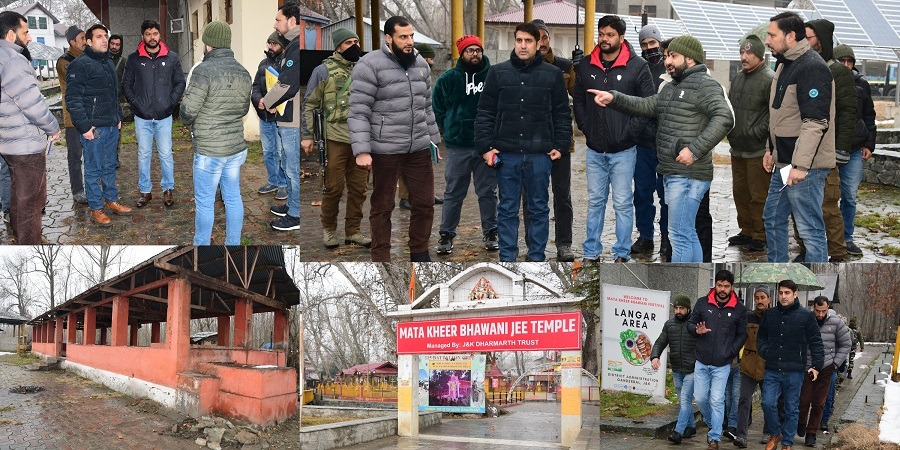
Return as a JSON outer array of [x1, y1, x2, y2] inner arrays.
[[408, 263, 416, 303], [572, 261, 582, 279]]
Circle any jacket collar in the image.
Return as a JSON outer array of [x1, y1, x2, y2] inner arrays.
[[84, 46, 109, 61], [283, 26, 301, 42], [0, 39, 24, 54], [509, 51, 542, 70], [66, 45, 84, 59], [204, 47, 234, 61], [706, 288, 739, 308], [138, 40, 169, 58], [777, 298, 801, 313], [782, 38, 810, 62], [589, 39, 633, 71]]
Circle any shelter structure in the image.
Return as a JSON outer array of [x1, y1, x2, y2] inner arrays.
[[0, 311, 30, 353], [28, 246, 300, 426], [340, 361, 399, 382]]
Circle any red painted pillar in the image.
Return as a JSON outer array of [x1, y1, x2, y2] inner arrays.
[[83, 307, 96, 346], [99, 327, 108, 345], [233, 299, 253, 348], [53, 317, 63, 356], [130, 324, 140, 347], [273, 309, 289, 349], [151, 322, 161, 344], [111, 296, 129, 347], [166, 278, 192, 373], [217, 316, 230, 346], [67, 313, 78, 344]]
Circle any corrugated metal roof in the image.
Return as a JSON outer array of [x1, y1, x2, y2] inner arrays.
[[341, 361, 398, 375], [322, 17, 443, 52], [297, 4, 331, 24], [486, 0, 582, 25], [0, 311, 30, 324]]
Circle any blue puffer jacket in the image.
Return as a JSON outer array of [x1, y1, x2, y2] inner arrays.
[[65, 46, 122, 134]]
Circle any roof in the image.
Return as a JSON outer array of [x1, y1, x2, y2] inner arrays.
[[0, 311, 30, 325], [28, 39, 63, 60], [190, 331, 218, 343], [296, 4, 330, 24], [8, 2, 61, 24], [322, 17, 443, 48], [29, 246, 300, 328], [486, 365, 506, 378], [341, 361, 398, 376], [54, 23, 67, 37], [486, 0, 580, 25]]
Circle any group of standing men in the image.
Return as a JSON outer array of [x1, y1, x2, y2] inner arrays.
[[649, 269, 864, 450]]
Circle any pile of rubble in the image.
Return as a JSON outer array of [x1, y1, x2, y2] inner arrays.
[[174, 416, 267, 450]]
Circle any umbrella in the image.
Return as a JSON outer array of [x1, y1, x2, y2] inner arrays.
[[746, 22, 768, 43], [733, 263, 825, 291]]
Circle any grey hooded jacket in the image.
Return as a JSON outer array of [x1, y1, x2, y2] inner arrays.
[[348, 44, 440, 156], [0, 40, 60, 156], [807, 309, 852, 369]]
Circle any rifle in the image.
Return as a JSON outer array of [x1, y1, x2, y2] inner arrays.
[[313, 108, 327, 194]]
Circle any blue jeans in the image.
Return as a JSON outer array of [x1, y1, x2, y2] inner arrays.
[[583, 147, 636, 260], [763, 167, 830, 262], [279, 126, 301, 218], [192, 150, 247, 245], [839, 150, 863, 243], [81, 126, 120, 210], [0, 155, 10, 212], [822, 369, 838, 425], [497, 152, 551, 261], [725, 364, 740, 428], [134, 116, 174, 193], [664, 175, 710, 262], [762, 370, 805, 447], [673, 372, 697, 435], [633, 145, 666, 239], [260, 119, 286, 188], [693, 361, 731, 442], [440, 147, 497, 238]]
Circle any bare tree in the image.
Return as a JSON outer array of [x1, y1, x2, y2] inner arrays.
[[29, 245, 66, 310], [71, 246, 128, 286], [0, 251, 36, 317]]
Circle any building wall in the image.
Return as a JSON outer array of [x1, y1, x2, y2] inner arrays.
[[23, 8, 61, 48], [106, 0, 160, 56]]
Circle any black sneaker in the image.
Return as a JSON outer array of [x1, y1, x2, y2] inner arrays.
[[797, 428, 806, 438], [724, 427, 737, 441], [846, 241, 863, 256], [804, 433, 816, 447], [630, 237, 653, 254], [660, 238, 672, 262], [683, 426, 696, 439], [747, 239, 767, 252], [793, 252, 806, 263], [270, 204, 288, 217], [483, 229, 499, 251], [820, 421, 829, 432], [437, 232, 454, 255], [728, 233, 752, 245], [734, 436, 747, 448], [399, 199, 412, 210], [271, 215, 301, 231], [668, 431, 683, 445]]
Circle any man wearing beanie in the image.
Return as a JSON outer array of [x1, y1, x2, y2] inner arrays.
[[632, 23, 669, 259], [122, 19, 185, 209], [475, 22, 571, 262], [433, 34, 498, 256], [727, 34, 773, 254], [252, 31, 289, 201], [301, 28, 371, 250], [180, 21, 251, 245], [527, 18, 576, 262], [573, 15, 654, 263], [57, 25, 88, 206], [734, 285, 773, 448], [762, 12, 835, 263], [649, 294, 699, 445], [587, 34, 733, 263], [349, 16, 441, 261], [835, 44, 876, 257], [263, 4, 306, 232], [413, 42, 435, 66]]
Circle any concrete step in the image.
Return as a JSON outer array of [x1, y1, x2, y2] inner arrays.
[[26, 358, 60, 371], [876, 128, 900, 145]]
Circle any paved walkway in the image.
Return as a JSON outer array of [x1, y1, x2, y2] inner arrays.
[[6, 126, 900, 262]]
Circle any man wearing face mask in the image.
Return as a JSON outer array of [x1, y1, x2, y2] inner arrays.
[[301, 29, 371, 250], [252, 32, 289, 201]]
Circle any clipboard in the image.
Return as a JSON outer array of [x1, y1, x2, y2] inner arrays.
[[265, 66, 287, 116]]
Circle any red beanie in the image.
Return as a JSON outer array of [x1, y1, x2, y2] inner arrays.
[[456, 35, 483, 55]]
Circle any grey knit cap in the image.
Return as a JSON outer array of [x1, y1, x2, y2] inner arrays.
[[639, 24, 662, 44]]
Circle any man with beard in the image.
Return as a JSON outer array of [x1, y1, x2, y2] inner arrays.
[[57, 25, 88, 205], [0, 11, 61, 243], [263, 3, 307, 232], [434, 35, 497, 255], [349, 16, 441, 261], [109, 34, 124, 82], [573, 14, 654, 263], [762, 12, 835, 263], [122, 19, 185, 209], [727, 35, 773, 253], [252, 32, 289, 201], [301, 29, 371, 250], [649, 294, 699, 445], [587, 35, 733, 263], [734, 285, 773, 448], [475, 22, 571, 262]]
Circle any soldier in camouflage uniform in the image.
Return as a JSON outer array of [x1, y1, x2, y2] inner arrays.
[[846, 316, 864, 379]]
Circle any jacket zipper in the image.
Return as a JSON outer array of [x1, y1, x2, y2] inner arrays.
[[379, 117, 384, 139], [91, 98, 96, 119], [406, 71, 414, 153]]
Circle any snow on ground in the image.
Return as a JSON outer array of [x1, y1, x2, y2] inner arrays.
[[0, 352, 13, 356], [880, 378, 900, 444]]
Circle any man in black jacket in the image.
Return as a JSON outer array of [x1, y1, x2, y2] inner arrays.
[[122, 19, 185, 209], [757, 279, 824, 450], [251, 32, 288, 200], [476, 22, 571, 262], [573, 15, 654, 263], [66, 24, 132, 227], [687, 269, 747, 450], [650, 294, 699, 445]]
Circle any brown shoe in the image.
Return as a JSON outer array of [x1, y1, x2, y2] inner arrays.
[[105, 201, 133, 216], [135, 192, 152, 207], [781, 446, 792, 450], [707, 440, 718, 450], [163, 189, 174, 207], [765, 434, 782, 450], [91, 209, 112, 227]]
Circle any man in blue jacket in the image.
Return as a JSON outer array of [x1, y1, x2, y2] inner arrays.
[[757, 279, 824, 450], [475, 22, 571, 262]]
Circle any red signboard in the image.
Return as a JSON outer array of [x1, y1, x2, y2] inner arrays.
[[396, 311, 582, 354]]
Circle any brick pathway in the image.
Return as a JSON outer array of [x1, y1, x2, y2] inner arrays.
[[6, 126, 899, 263]]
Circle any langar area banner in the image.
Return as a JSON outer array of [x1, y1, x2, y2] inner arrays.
[[601, 284, 670, 397], [418, 354, 486, 413]]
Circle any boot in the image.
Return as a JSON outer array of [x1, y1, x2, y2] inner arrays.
[[135, 192, 152, 207], [104, 201, 133, 215], [765, 434, 782, 450], [667, 431, 682, 445], [410, 251, 432, 262], [91, 209, 112, 227], [323, 229, 340, 249], [706, 440, 718, 450], [846, 370, 852, 379], [804, 433, 815, 447]]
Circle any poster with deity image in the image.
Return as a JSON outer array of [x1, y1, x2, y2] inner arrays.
[[417, 353, 486, 413]]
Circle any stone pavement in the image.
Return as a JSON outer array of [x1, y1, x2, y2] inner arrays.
[[6, 126, 900, 263], [839, 344, 893, 430]]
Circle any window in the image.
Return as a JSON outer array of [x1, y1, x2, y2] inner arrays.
[[629, 5, 656, 17], [39, 17, 47, 29], [192, 10, 199, 39], [37, 37, 45, 44], [599, 1, 615, 14], [205, 1, 212, 25], [27, 16, 36, 28]]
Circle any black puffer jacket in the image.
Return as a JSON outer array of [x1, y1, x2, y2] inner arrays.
[[122, 42, 185, 120], [251, 53, 281, 122], [475, 51, 571, 155], [757, 298, 824, 372], [852, 71, 877, 151], [65, 46, 122, 134], [573, 40, 654, 153], [687, 289, 748, 367], [807, 19, 858, 155], [649, 316, 698, 374]]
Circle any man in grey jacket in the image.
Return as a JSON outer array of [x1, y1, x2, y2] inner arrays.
[[0, 11, 61, 244], [349, 16, 441, 262]]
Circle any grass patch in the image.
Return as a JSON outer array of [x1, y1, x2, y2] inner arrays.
[[0, 405, 14, 413], [300, 416, 361, 427], [0, 352, 39, 366], [245, 139, 264, 165], [599, 371, 678, 419], [832, 422, 899, 450], [882, 244, 900, 256], [855, 212, 900, 237], [857, 182, 900, 207]]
